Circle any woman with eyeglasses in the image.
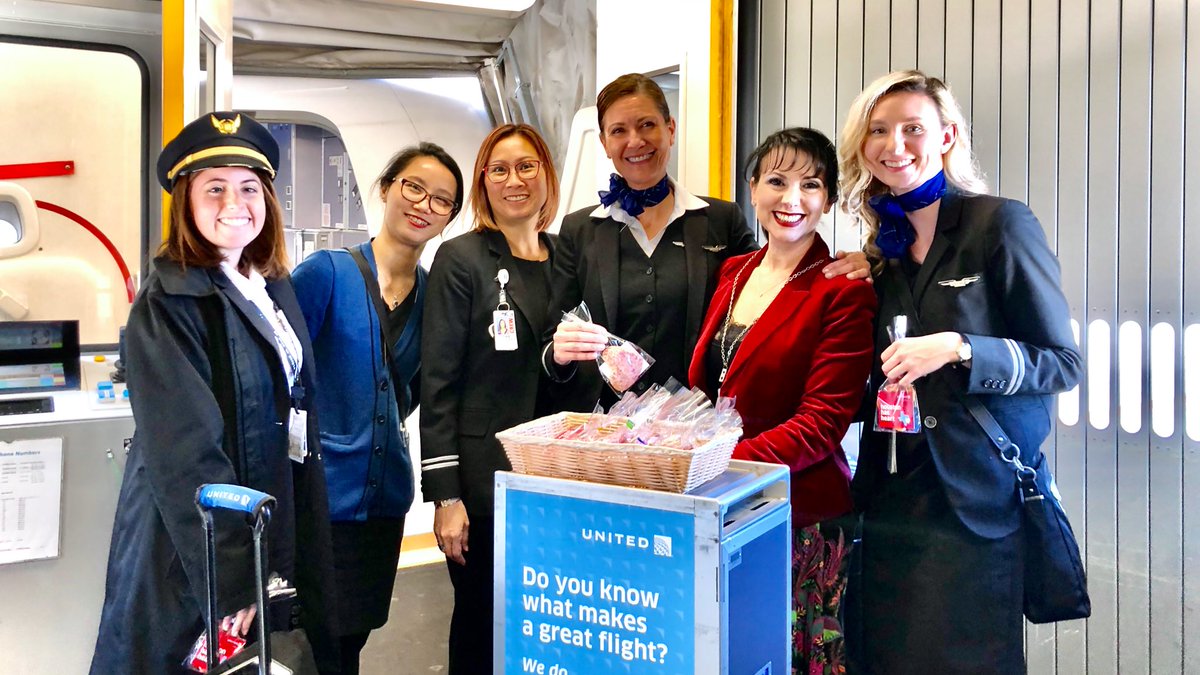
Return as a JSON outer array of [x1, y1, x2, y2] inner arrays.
[[420, 123, 560, 674], [291, 143, 463, 674]]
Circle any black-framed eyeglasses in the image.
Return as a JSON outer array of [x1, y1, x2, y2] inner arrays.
[[398, 179, 457, 216], [483, 159, 542, 184]]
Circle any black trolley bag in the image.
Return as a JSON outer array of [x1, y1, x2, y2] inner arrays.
[[194, 484, 319, 674]]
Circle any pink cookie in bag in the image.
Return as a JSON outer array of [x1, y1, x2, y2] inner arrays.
[[599, 342, 652, 392]]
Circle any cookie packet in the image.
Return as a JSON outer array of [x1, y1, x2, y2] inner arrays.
[[561, 301, 655, 393], [182, 627, 246, 672], [874, 315, 922, 473]]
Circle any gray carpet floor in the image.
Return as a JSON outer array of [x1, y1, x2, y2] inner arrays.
[[359, 562, 454, 674]]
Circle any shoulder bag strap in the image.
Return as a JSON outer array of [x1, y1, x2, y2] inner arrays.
[[345, 246, 403, 378]]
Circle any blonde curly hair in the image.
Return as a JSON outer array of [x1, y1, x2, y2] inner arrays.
[[838, 70, 987, 266]]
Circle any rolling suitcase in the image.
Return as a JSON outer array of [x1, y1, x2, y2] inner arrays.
[[193, 484, 319, 675]]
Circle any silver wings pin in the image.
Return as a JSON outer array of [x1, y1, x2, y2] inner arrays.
[[937, 274, 981, 288], [671, 242, 726, 252]]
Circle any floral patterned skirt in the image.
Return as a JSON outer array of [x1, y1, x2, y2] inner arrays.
[[793, 522, 852, 675]]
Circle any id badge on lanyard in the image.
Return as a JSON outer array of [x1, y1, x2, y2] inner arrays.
[[286, 383, 308, 463], [489, 268, 518, 351]]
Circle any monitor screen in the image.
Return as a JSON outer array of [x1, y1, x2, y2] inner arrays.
[[0, 320, 81, 395]]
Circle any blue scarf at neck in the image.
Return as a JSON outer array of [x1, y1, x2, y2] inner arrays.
[[599, 173, 671, 217], [868, 170, 948, 259]]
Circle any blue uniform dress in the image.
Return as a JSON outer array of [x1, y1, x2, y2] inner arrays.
[[292, 242, 423, 637]]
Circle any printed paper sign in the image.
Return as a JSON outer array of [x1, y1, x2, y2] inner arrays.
[[0, 437, 63, 564], [503, 489, 695, 674]]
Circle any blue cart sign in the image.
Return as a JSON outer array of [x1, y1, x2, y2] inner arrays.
[[502, 488, 695, 674]]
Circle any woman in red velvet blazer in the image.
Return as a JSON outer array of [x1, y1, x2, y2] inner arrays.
[[689, 127, 876, 528], [688, 126, 876, 671]]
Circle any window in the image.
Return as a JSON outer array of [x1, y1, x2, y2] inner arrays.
[[0, 40, 144, 346], [0, 202, 21, 247]]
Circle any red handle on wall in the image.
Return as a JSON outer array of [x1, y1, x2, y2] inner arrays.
[[35, 200, 136, 303], [0, 161, 75, 180]]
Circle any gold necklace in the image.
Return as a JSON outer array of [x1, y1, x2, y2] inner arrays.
[[717, 255, 825, 385], [384, 277, 412, 310]]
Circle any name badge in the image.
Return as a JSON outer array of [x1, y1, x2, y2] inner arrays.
[[492, 310, 518, 351], [287, 408, 308, 463]]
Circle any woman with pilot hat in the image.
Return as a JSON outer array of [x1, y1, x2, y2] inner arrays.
[[90, 112, 340, 674]]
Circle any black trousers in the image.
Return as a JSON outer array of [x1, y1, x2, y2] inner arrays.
[[446, 515, 495, 675], [337, 632, 371, 675], [846, 459, 1025, 675]]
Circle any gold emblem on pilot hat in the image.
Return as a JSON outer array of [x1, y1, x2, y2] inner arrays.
[[211, 114, 242, 135]]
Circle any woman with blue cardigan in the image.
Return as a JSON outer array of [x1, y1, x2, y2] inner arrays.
[[292, 143, 463, 674]]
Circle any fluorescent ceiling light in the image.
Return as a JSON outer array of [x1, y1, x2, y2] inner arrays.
[[372, 0, 536, 13]]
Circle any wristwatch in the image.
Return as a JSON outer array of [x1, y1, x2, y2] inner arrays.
[[956, 335, 973, 364], [436, 497, 461, 508]]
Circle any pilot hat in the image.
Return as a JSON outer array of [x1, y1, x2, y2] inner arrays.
[[156, 111, 279, 190]]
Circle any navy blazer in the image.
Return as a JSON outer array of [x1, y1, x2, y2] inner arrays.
[[92, 258, 339, 674], [420, 230, 557, 517], [544, 197, 758, 410], [854, 191, 1084, 539]]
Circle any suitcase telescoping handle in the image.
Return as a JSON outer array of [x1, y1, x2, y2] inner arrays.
[[195, 484, 277, 674]]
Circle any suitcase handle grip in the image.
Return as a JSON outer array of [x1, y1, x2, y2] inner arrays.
[[196, 484, 276, 519]]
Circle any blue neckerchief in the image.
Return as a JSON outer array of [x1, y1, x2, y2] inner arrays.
[[868, 170, 948, 258], [598, 173, 671, 218]]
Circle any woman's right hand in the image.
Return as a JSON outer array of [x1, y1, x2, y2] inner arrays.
[[221, 604, 257, 637], [434, 500, 470, 565], [552, 320, 610, 365]]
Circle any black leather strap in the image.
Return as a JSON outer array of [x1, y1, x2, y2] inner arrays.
[[346, 246, 402, 379], [959, 391, 1017, 455]]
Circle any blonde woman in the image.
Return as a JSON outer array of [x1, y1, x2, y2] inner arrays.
[[839, 71, 1082, 673]]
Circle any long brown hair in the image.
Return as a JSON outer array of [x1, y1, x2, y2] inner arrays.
[[160, 168, 289, 279], [470, 124, 560, 233]]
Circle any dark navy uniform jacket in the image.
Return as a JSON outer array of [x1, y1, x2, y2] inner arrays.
[[543, 196, 759, 411], [854, 190, 1085, 539], [419, 230, 556, 518], [90, 257, 339, 674]]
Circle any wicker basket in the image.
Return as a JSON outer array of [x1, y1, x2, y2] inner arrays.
[[496, 412, 740, 493]]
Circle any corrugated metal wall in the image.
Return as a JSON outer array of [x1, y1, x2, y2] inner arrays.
[[736, 1, 1200, 672]]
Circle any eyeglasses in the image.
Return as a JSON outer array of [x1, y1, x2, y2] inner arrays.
[[483, 159, 542, 184], [398, 179, 457, 216]]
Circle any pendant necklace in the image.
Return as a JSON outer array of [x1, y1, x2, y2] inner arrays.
[[717, 255, 825, 386]]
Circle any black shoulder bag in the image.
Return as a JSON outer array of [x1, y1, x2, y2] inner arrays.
[[884, 263, 1091, 624], [960, 396, 1091, 623]]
